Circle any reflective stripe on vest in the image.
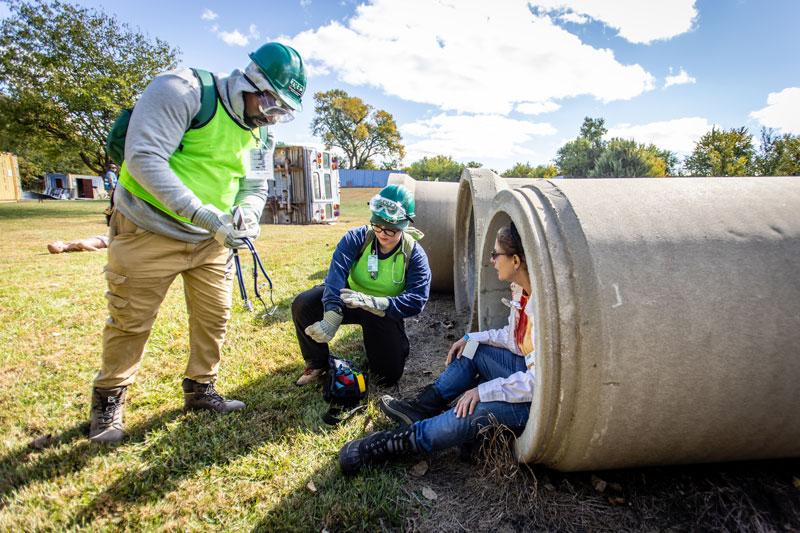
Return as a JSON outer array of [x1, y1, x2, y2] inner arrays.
[[118, 97, 256, 223]]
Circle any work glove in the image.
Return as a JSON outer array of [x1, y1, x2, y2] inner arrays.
[[340, 288, 390, 317], [304, 309, 344, 344], [241, 207, 261, 241], [192, 205, 247, 249]]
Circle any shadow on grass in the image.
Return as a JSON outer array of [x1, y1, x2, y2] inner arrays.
[[67, 363, 318, 527], [307, 269, 327, 281], [0, 409, 183, 509]]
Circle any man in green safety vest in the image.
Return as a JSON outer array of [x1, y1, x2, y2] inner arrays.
[[88, 42, 306, 444]]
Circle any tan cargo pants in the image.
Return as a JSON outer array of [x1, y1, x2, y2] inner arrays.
[[94, 210, 233, 389]]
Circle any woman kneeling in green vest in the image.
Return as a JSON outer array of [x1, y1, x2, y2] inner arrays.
[[292, 185, 432, 386]]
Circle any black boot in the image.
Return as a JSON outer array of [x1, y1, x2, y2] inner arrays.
[[183, 378, 245, 413], [339, 426, 418, 476], [378, 384, 448, 426], [89, 386, 127, 444]]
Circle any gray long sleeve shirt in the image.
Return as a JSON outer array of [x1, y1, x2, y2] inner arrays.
[[114, 67, 273, 243]]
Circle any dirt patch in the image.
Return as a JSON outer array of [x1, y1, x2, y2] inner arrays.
[[384, 294, 800, 532]]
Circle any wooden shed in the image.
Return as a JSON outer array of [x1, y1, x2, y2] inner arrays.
[[0, 152, 22, 202]]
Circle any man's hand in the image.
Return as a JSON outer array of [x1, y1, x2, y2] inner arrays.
[[454, 388, 480, 418], [241, 207, 261, 241], [340, 288, 389, 317], [445, 337, 467, 365], [192, 205, 248, 249], [304, 309, 344, 344]]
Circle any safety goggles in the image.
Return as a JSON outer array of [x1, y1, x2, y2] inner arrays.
[[368, 195, 412, 224], [255, 91, 294, 124]]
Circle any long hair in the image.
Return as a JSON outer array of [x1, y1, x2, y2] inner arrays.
[[497, 223, 529, 349]]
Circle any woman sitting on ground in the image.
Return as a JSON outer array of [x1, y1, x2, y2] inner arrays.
[[291, 184, 431, 387], [339, 222, 534, 475]]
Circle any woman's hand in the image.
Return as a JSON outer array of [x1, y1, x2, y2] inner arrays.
[[454, 388, 480, 418], [445, 337, 467, 365]]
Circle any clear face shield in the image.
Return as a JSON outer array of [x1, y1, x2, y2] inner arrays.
[[254, 91, 294, 124]]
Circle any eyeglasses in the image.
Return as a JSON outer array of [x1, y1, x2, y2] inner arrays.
[[371, 224, 400, 237], [255, 91, 294, 124], [490, 249, 512, 261]]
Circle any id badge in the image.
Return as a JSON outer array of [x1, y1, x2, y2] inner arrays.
[[367, 253, 379, 279]]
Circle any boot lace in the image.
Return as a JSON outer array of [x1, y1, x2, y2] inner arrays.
[[200, 382, 226, 405], [99, 396, 121, 426]]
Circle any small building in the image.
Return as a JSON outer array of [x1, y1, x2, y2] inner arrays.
[[338, 169, 395, 188], [0, 152, 22, 202], [43, 173, 107, 200]]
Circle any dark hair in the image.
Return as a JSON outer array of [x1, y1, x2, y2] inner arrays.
[[496, 222, 525, 263]]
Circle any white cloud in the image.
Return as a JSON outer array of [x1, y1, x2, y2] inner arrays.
[[559, 12, 590, 24], [532, 0, 698, 44], [401, 114, 556, 163], [749, 87, 800, 134], [300, 0, 312, 7], [606, 117, 713, 154], [516, 100, 561, 115], [664, 67, 696, 88], [214, 24, 260, 47], [287, 0, 655, 114], [201, 8, 218, 21]]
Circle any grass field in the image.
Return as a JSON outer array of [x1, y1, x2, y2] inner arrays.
[[0, 189, 423, 531], [2, 190, 799, 531]]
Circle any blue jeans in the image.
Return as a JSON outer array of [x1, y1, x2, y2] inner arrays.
[[413, 344, 531, 453]]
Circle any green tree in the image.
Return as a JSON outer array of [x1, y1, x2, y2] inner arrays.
[[755, 128, 800, 176], [555, 117, 607, 177], [0, 0, 179, 176], [502, 162, 558, 178], [465, 161, 483, 168], [310, 89, 404, 169], [590, 139, 674, 177], [684, 127, 754, 176], [404, 155, 464, 182]]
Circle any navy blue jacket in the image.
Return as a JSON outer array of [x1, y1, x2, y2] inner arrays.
[[322, 225, 431, 320]]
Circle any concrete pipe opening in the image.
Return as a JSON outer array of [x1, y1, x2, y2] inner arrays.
[[388, 173, 458, 293], [478, 178, 800, 472], [454, 169, 537, 327]]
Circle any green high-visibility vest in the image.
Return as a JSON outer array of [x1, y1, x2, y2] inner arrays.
[[347, 231, 416, 297], [118, 96, 257, 224]]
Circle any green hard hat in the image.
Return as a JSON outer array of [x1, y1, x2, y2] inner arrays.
[[369, 184, 415, 230], [249, 42, 306, 112]]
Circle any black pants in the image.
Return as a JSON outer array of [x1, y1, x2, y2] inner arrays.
[[291, 285, 409, 386]]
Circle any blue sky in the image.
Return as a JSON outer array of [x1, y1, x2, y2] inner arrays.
[[3, 0, 799, 171]]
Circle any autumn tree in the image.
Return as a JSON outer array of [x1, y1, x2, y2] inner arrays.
[[684, 127, 754, 176], [0, 1, 179, 177], [310, 89, 404, 169]]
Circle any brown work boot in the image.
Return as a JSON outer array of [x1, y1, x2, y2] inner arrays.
[[89, 386, 127, 444], [295, 367, 324, 386], [183, 378, 245, 413]]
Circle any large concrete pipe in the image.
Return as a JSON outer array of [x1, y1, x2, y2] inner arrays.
[[387, 173, 458, 292], [453, 169, 536, 326], [476, 178, 800, 471]]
